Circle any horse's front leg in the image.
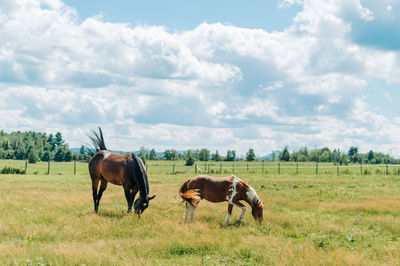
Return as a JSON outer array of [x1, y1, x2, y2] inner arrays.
[[234, 201, 246, 223], [123, 185, 133, 213], [129, 186, 139, 213]]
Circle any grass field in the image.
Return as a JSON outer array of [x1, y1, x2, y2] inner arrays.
[[1, 160, 400, 265]]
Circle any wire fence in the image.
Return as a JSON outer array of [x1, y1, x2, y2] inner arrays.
[[2, 159, 400, 177]]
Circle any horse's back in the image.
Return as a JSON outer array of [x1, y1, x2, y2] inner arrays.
[[89, 151, 132, 186], [187, 175, 234, 203]]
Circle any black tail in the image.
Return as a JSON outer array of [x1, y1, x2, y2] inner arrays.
[[85, 127, 107, 157]]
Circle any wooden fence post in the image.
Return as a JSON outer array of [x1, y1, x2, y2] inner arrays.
[[278, 163, 280, 175], [360, 162, 362, 175], [74, 161, 76, 175], [337, 163, 339, 176], [247, 163, 249, 172], [220, 163, 222, 174], [48, 160, 50, 175], [386, 164, 389, 175], [296, 163, 298, 175], [172, 163, 175, 175], [262, 161, 264, 174], [25, 161, 27, 173], [316, 162, 318, 175], [195, 164, 197, 174]]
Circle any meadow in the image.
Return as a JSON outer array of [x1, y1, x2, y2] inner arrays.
[[1, 160, 400, 265]]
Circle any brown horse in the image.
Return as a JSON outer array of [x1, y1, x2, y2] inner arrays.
[[179, 175, 263, 224], [87, 128, 155, 215]]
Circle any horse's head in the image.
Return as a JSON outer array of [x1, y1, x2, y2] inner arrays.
[[251, 201, 264, 224], [134, 194, 156, 216]]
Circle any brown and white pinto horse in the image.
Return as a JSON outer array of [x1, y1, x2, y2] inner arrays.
[[179, 175, 263, 224], [87, 128, 155, 215]]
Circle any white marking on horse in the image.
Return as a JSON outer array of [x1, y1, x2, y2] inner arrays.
[[225, 212, 231, 224], [103, 151, 111, 159], [228, 176, 240, 203], [246, 186, 260, 204]]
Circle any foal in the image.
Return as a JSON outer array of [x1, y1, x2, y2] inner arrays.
[[179, 175, 263, 224]]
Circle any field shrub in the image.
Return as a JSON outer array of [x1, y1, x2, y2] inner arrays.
[[342, 169, 352, 175], [0, 166, 26, 174]]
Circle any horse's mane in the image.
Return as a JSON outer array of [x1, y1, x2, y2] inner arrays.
[[131, 153, 149, 198], [86, 127, 107, 157]]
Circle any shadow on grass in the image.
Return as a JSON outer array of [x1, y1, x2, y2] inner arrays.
[[98, 210, 127, 219], [218, 220, 245, 228], [76, 209, 129, 219]]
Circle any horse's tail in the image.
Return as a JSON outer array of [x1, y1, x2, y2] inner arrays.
[[179, 178, 201, 207], [86, 127, 107, 157]]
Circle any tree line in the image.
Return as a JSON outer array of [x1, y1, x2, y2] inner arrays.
[[0, 130, 84, 163], [138, 146, 399, 165], [277, 146, 399, 164], [1, 130, 398, 165]]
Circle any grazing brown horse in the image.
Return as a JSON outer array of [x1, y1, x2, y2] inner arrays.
[[179, 175, 263, 224], [87, 128, 155, 215]]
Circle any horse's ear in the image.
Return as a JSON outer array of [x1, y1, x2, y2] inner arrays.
[[149, 195, 156, 200]]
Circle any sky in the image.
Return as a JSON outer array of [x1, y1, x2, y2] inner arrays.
[[1, 0, 400, 157]]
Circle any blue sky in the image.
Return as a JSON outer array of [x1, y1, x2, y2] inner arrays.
[[1, 0, 400, 157], [63, 0, 302, 31]]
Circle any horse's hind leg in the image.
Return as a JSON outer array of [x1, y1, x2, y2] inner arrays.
[[95, 177, 108, 212], [184, 202, 190, 222], [189, 204, 196, 222], [225, 203, 233, 224], [91, 178, 100, 213]]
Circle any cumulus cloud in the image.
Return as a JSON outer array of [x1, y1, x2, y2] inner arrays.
[[1, 0, 400, 156]]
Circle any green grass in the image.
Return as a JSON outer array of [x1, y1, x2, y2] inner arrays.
[[1, 160, 400, 264]]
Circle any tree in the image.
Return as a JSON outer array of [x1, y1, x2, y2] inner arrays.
[[41, 151, 52, 162], [149, 149, 157, 160], [79, 145, 85, 155], [185, 150, 195, 166], [198, 149, 210, 161], [47, 134, 56, 151], [246, 148, 256, 161], [27, 148, 38, 163], [348, 146, 358, 157], [271, 151, 276, 162], [225, 150, 236, 161], [64, 150, 72, 162], [164, 149, 178, 160], [55, 132, 64, 147], [54, 147, 65, 162], [279, 146, 290, 161], [211, 150, 221, 161], [367, 150, 374, 162]]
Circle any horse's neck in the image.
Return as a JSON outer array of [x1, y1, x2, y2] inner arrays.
[[245, 186, 260, 207], [132, 155, 149, 198]]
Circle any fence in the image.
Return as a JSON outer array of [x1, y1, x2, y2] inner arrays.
[[166, 162, 400, 176], [1, 159, 400, 176]]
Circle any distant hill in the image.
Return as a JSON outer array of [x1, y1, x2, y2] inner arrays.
[[69, 147, 128, 154], [257, 150, 281, 161]]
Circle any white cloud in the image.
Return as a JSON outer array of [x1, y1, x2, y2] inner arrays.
[[1, 0, 400, 157]]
